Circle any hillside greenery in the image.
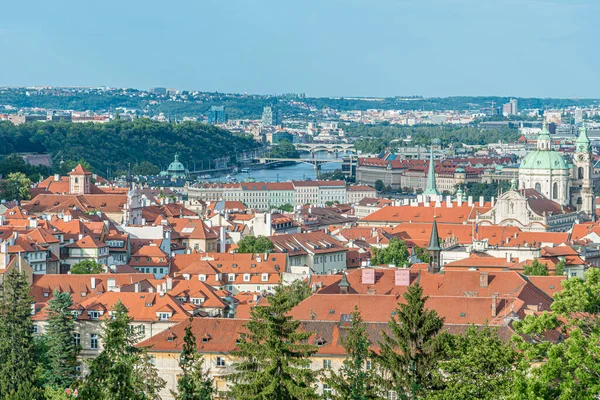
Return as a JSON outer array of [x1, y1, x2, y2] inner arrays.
[[0, 119, 260, 177]]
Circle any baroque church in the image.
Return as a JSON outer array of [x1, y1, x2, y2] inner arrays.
[[478, 123, 595, 232]]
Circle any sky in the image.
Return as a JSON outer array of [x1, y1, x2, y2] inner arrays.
[[0, 0, 598, 98]]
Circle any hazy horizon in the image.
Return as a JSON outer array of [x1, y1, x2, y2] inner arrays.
[[1, 0, 598, 98]]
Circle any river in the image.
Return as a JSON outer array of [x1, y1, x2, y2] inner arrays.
[[209, 151, 350, 182]]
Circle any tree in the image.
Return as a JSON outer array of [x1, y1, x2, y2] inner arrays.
[[45, 290, 79, 389], [429, 324, 520, 400], [374, 179, 385, 192], [132, 161, 160, 176], [370, 238, 410, 267], [413, 246, 430, 263], [280, 279, 312, 308], [375, 283, 445, 399], [229, 286, 318, 400], [0, 268, 43, 399], [78, 301, 165, 399], [236, 235, 274, 254], [270, 139, 299, 159], [511, 268, 600, 399], [522, 259, 549, 276], [275, 203, 294, 212], [325, 307, 379, 400], [69, 260, 104, 274], [0, 172, 33, 201], [172, 324, 214, 400], [554, 259, 565, 276]]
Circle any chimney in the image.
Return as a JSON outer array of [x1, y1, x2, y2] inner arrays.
[[166, 277, 173, 291], [219, 226, 226, 253], [491, 293, 498, 317], [480, 271, 489, 288], [78, 234, 84, 240], [457, 194, 463, 207], [0, 241, 9, 269], [479, 196, 484, 207], [491, 196, 495, 208], [29, 218, 38, 229], [63, 213, 72, 223], [506, 253, 511, 263], [468, 196, 473, 206], [90, 277, 96, 289], [53, 174, 60, 182], [134, 282, 140, 293], [446, 196, 452, 208]]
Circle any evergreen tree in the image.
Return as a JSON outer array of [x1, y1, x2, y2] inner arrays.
[[45, 290, 79, 389], [78, 301, 164, 400], [375, 283, 445, 400], [229, 286, 319, 400], [325, 307, 379, 400], [0, 268, 43, 399], [172, 324, 214, 400]]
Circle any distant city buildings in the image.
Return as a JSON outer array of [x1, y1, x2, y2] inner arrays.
[[502, 98, 518, 116], [207, 106, 227, 124], [262, 105, 282, 127]]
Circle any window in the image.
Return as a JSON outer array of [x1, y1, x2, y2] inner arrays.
[[366, 360, 372, 370], [88, 310, 101, 320], [90, 334, 98, 350], [33, 324, 38, 334], [158, 313, 170, 321], [243, 274, 250, 282], [323, 383, 332, 398], [323, 359, 332, 370], [199, 274, 207, 282], [137, 325, 145, 336], [216, 357, 226, 367], [261, 273, 268, 282], [571, 272, 577, 277], [73, 333, 81, 347], [552, 182, 558, 200], [387, 391, 398, 400]]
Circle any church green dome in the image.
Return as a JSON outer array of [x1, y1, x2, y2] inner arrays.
[[520, 150, 568, 170], [166, 153, 187, 178]]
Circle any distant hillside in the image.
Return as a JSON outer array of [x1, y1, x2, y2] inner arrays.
[[0, 119, 260, 176]]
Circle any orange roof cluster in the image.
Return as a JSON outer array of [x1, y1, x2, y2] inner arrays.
[[362, 202, 491, 225], [270, 231, 347, 256]]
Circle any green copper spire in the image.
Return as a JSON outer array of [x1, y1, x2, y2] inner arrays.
[[427, 218, 442, 252], [423, 147, 440, 196], [576, 123, 590, 153]]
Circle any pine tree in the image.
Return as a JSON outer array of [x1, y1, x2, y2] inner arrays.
[[45, 290, 79, 389], [325, 306, 379, 400], [78, 301, 164, 400], [172, 324, 214, 400], [230, 286, 319, 400], [0, 267, 43, 399], [375, 283, 445, 400]]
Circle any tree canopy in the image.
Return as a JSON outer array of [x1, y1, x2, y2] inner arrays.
[[69, 260, 104, 274], [236, 235, 274, 254], [370, 238, 411, 267], [269, 139, 299, 159]]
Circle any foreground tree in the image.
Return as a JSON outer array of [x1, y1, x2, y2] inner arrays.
[[172, 324, 213, 400], [325, 307, 379, 400], [0, 172, 33, 201], [281, 279, 312, 308], [0, 268, 43, 399], [79, 301, 164, 399], [45, 291, 79, 389], [236, 235, 274, 254], [371, 238, 410, 267], [229, 287, 318, 400], [69, 260, 104, 274], [430, 324, 520, 400], [511, 268, 600, 399], [375, 283, 445, 399]]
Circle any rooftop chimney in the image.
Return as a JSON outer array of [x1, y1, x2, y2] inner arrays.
[[134, 282, 140, 293], [63, 213, 72, 223], [29, 218, 38, 229], [491, 293, 498, 317], [54, 174, 60, 182], [90, 277, 96, 290], [491, 196, 495, 208], [480, 271, 489, 288], [479, 196, 484, 207], [219, 226, 226, 253], [468, 196, 473, 206], [166, 277, 173, 291]]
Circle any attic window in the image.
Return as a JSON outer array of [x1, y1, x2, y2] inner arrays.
[[217, 264, 222, 268], [202, 334, 211, 343], [329, 309, 335, 314], [316, 338, 326, 346], [460, 312, 466, 317], [167, 334, 176, 342], [550, 285, 555, 289], [251, 264, 256, 268], [232, 264, 238, 268]]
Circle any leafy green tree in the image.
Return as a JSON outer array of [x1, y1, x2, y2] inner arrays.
[[554, 259, 565, 276], [274, 203, 294, 212], [522, 259, 549, 276], [511, 268, 600, 399], [237, 235, 274, 254], [229, 286, 318, 400], [0, 268, 43, 399], [172, 324, 214, 400], [414, 246, 430, 263], [325, 307, 379, 400], [270, 139, 299, 159], [44, 386, 76, 399], [0, 172, 33, 201], [370, 238, 410, 267], [60, 159, 92, 175], [78, 301, 165, 400], [69, 260, 104, 274], [132, 161, 160, 176], [375, 283, 445, 399], [374, 179, 385, 192], [45, 291, 79, 389], [429, 324, 520, 400]]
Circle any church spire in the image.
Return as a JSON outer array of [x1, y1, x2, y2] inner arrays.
[[427, 218, 442, 273], [423, 147, 440, 196], [576, 123, 591, 153]]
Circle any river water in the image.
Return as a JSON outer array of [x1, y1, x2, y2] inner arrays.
[[210, 151, 349, 182]]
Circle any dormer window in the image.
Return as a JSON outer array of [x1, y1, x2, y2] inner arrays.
[[199, 274, 207, 282], [202, 334, 211, 343], [88, 310, 102, 320], [316, 337, 326, 346], [158, 313, 171, 321], [243, 274, 250, 282], [261, 273, 269, 282]]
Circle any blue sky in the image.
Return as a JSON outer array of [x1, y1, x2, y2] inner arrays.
[[0, 0, 597, 97]]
